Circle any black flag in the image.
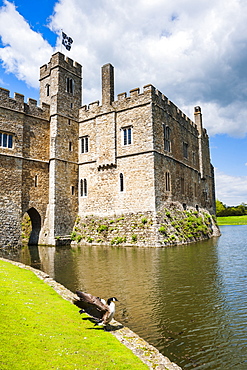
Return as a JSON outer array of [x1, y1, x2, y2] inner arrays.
[[62, 32, 73, 51]]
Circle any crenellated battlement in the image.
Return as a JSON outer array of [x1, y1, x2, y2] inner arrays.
[[40, 52, 82, 80], [0, 87, 50, 119], [80, 82, 197, 133]]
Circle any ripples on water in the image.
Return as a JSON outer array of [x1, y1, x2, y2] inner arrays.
[[1, 225, 247, 369]]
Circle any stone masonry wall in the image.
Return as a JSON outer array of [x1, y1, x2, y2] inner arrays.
[[70, 203, 219, 248], [0, 155, 22, 246], [0, 89, 50, 246]]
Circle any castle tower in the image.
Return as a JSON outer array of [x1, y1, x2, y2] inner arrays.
[[39, 52, 82, 244]]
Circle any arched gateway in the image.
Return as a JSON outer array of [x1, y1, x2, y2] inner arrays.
[[26, 208, 41, 245]]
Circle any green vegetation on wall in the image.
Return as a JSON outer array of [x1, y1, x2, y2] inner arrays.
[[70, 206, 217, 247], [157, 207, 215, 246]]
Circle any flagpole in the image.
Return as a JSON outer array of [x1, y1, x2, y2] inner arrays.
[[61, 29, 63, 53]]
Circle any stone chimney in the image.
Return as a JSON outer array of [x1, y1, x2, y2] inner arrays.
[[102, 63, 114, 106], [194, 106, 203, 135]]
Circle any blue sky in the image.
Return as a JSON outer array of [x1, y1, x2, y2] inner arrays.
[[0, 0, 247, 206]]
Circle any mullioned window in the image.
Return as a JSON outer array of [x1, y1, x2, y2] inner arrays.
[[0, 132, 13, 149], [122, 127, 132, 145], [81, 136, 89, 153]]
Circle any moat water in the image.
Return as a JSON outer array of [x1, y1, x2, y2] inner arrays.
[[1, 225, 247, 369]]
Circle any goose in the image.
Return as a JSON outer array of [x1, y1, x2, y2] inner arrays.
[[73, 290, 118, 325]]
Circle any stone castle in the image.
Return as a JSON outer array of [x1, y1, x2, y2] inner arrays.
[[0, 52, 219, 248]]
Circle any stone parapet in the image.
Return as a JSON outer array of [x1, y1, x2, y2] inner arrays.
[[40, 52, 82, 80], [0, 87, 50, 120]]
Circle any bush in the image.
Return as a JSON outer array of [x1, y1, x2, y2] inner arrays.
[[131, 234, 137, 242], [158, 226, 167, 235], [76, 235, 82, 242], [97, 224, 108, 233]]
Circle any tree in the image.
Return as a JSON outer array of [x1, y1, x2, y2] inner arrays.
[[216, 200, 247, 216], [216, 200, 227, 216]]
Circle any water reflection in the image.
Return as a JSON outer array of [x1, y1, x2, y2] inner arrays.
[[1, 226, 247, 369]]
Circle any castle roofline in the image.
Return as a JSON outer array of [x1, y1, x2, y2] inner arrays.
[[0, 87, 50, 119], [40, 52, 82, 80]]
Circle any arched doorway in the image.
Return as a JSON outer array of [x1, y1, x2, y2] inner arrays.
[[22, 208, 41, 245]]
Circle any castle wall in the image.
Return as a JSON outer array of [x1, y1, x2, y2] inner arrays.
[[0, 88, 50, 246], [79, 153, 155, 216], [0, 155, 22, 246], [0, 52, 218, 248], [79, 84, 156, 217]]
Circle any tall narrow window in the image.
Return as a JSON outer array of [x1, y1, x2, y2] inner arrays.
[[183, 142, 188, 159], [164, 125, 171, 152], [80, 179, 88, 196], [84, 179, 87, 196], [46, 84, 50, 96], [194, 182, 197, 198], [192, 151, 196, 165], [0, 132, 13, 149], [66, 77, 74, 94], [165, 172, 170, 192], [81, 136, 89, 153], [80, 179, 83, 197], [34, 175, 38, 188], [181, 177, 185, 194], [71, 186, 75, 195], [3, 133, 7, 147], [122, 127, 132, 145], [120, 173, 124, 192], [69, 141, 72, 151], [8, 134, 13, 148]]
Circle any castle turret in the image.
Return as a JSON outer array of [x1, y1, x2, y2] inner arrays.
[[39, 52, 82, 244]]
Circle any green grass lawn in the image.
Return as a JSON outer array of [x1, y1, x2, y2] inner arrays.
[[217, 215, 247, 226], [0, 260, 148, 370]]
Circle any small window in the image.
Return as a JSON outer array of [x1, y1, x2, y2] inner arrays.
[[80, 179, 87, 197], [194, 183, 197, 198], [84, 179, 87, 196], [68, 119, 71, 125], [80, 179, 83, 197], [122, 127, 132, 145], [181, 177, 185, 194], [81, 136, 89, 153], [120, 173, 124, 192], [66, 77, 74, 94], [164, 125, 171, 152], [71, 186, 75, 195], [0, 132, 13, 149], [69, 142, 72, 151], [183, 142, 188, 159], [192, 151, 196, 165], [34, 175, 38, 188], [165, 172, 170, 192], [46, 84, 50, 97]]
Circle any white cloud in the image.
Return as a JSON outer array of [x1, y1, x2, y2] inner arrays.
[[1, 0, 247, 137], [215, 169, 247, 206], [0, 0, 54, 88], [48, 0, 247, 137]]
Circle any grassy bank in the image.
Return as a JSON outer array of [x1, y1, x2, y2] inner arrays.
[[0, 260, 148, 370], [217, 215, 247, 225]]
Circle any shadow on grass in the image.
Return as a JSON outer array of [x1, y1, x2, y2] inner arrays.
[[81, 317, 124, 331]]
